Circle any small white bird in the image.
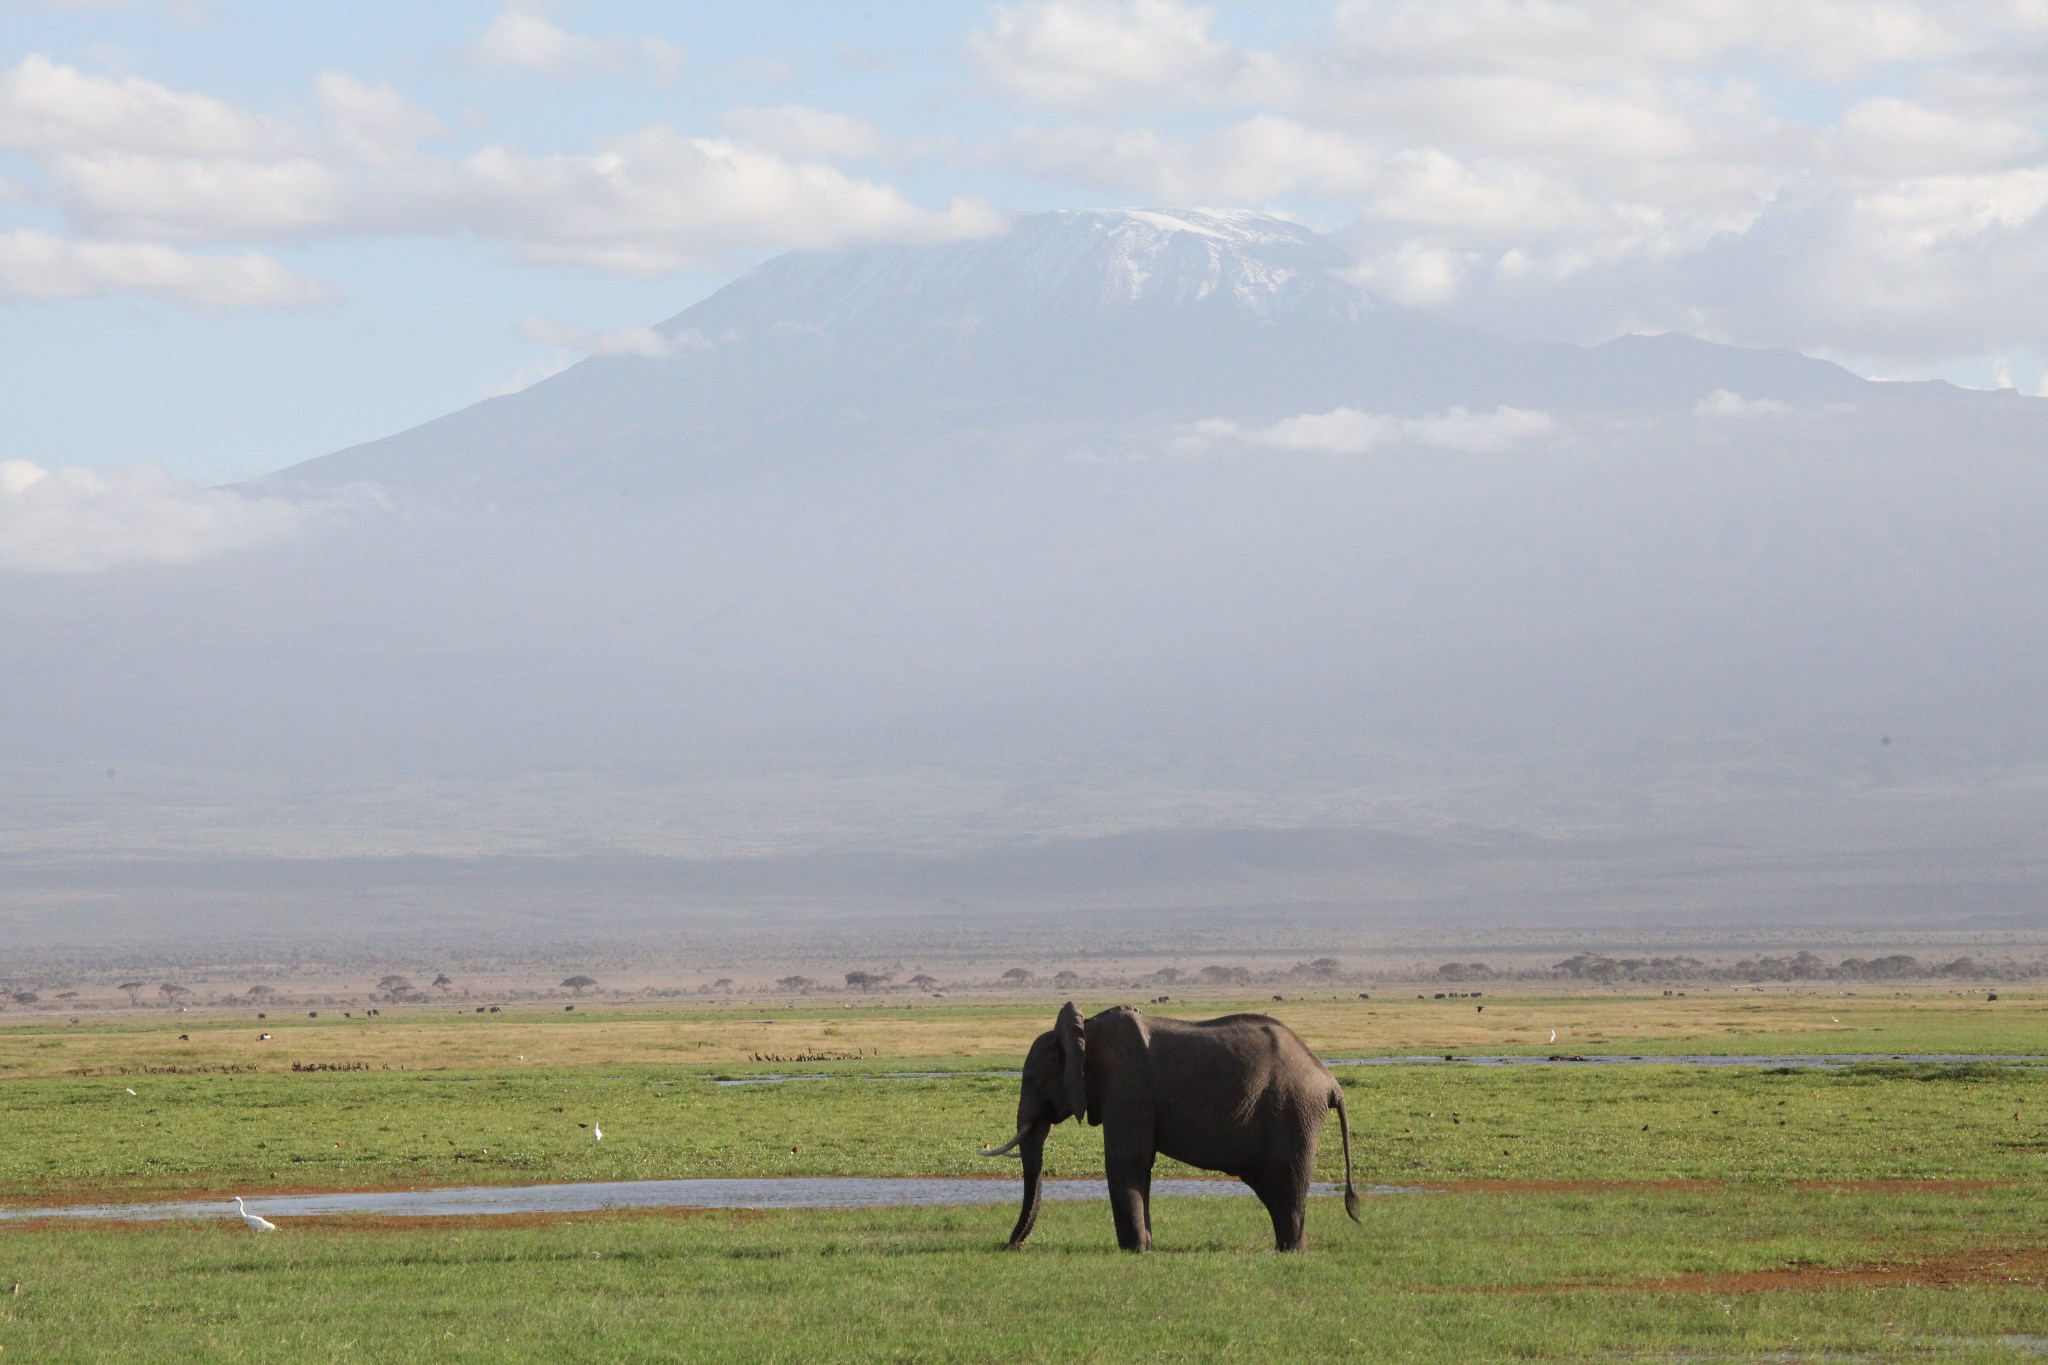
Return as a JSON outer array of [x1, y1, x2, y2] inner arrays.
[[233, 1196, 277, 1232], [1832, 1017, 1840, 1024], [1548, 1029, 1557, 1043], [593, 1121, 603, 1142], [124, 1087, 137, 1095]]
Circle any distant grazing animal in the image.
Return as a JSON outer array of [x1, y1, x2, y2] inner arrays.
[[981, 1003, 1360, 1252], [233, 1197, 277, 1232]]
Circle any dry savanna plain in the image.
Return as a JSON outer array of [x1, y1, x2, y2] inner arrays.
[[2, 987, 2045, 1362]]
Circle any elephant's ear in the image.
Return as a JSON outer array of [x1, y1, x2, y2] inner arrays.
[[1055, 1001, 1088, 1124]]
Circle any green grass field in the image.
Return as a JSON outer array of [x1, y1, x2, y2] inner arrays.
[[3, 990, 2044, 1361]]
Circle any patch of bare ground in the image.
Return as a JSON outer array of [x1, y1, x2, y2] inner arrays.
[[1465, 1245, 2048, 1295]]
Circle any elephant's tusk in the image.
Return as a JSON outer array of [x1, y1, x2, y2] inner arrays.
[[978, 1128, 1029, 1158]]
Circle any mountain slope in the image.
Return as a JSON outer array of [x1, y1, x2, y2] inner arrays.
[[271, 209, 1878, 501], [6, 207, 2048, 951]]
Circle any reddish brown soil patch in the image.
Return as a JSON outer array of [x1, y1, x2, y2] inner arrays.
[[1635, 1245, 2048, 1294], [1459, 1244, 2048, 1296]]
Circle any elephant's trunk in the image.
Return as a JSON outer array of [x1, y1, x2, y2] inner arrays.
[[1003, 1119, 1050, 1248]]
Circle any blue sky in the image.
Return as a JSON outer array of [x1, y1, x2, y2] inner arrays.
[[4, 0, 2047, 484]]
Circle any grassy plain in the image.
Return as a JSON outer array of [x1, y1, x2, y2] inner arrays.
[[2, 989, 2044, 1361], [5, 988, 2040, 1080]]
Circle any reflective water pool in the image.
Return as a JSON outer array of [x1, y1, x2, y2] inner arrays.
[[0, 1177, 1419, 1223]]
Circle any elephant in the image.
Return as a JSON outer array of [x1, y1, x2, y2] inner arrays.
[[979, 1002, 1361, 1251]]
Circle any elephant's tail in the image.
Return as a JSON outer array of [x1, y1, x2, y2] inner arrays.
[[1332, 1084, 1361, 1224]]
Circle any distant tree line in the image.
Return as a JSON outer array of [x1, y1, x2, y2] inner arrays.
[[1546, 951, 2040, 984]]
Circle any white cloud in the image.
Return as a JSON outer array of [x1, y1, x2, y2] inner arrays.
[[517, 315, 709, 358], [1330, 0, 1968, 83], [1404, 404, 1557, 451], [450, 126, 1006, 274], [456, 5, 684, 82], [1829, 97, 2040, 178], [0, 460, 328, 572], [968, 0, 1241, 106], [1189, 405, 1555, 456], [952, 0, 2048, 367], [0, 54, 283, 156], [0, 229, 332, 307], [2, 57, 1002, 274], [1693, 390, 1788, 417], [49, 150, 344, 239], [720, 106, 883, 162], [999, 114, 1378, 202], [1342, 238, 1473, 307], [480, 353, 573, 398], [313, 72, 445, 166]]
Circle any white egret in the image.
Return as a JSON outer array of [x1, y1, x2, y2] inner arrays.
[[593, 1121, 603, 1142], [1548, 1029, 1557, 1043], [233, 1196, 278, 1232], [124, 1087, 137, 1095]]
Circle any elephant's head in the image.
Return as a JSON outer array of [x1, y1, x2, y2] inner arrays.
[[980, 1001, 1087, 1247]]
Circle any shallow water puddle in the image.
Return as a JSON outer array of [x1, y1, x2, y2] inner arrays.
[[0, 1177, 1420, 1223], [711, 1055, 2048, 1085]]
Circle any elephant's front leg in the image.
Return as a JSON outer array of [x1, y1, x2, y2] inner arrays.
[[1103, 1120, 1156, 1252]]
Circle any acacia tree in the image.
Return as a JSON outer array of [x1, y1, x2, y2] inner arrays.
[[118, 982, 145, 1006], [560, 975, 598, 996], [158, 982, 189, 1004], [844, 971, 880, 992], [376, 974, 415, 1000], [432, 973, 453, 992]]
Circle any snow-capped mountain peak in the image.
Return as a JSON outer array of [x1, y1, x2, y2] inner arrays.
[[676, 207, 1366, 337]]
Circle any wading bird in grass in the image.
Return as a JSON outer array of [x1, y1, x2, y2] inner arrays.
[[1549, 1030, 1557, 1043], [593, 1121, 603, 1142], [233, 1197, 277, 1232], [124, 1088, 136, 1095]]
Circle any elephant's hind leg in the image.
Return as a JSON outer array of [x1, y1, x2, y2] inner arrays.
[[1247, 1166, 1310, 1252]]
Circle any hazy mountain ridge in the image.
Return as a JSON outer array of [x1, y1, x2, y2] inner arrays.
[[8, 208, 2048, 951], [270, 210, 1911, 502]]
